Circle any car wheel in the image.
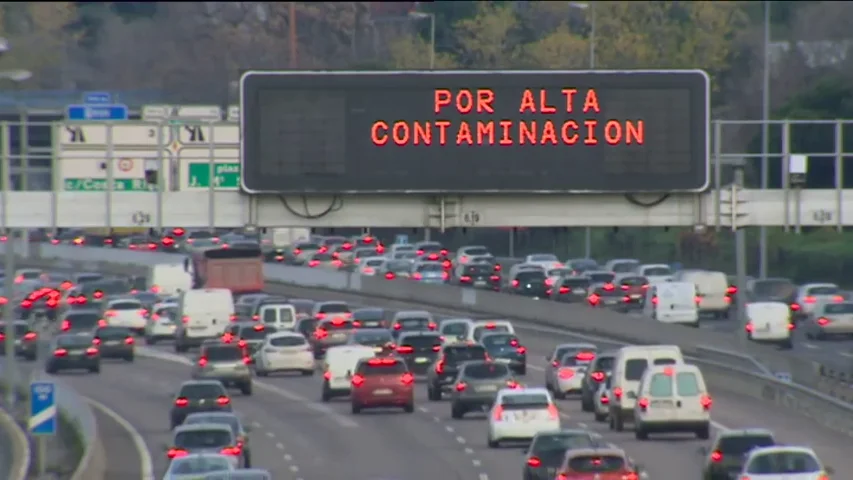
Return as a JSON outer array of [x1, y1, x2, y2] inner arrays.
[[696, 424, 710, 439], [451, 404, 464, 419], [301, 369, 314, 376], [581, 396, 593, 412], [594, 412, 607, 422], [403, 402, 414, 413], [240, 382, 253, 396], [256, 368, 268, 377], [175, 342, 188, 353], [89, 365, 100, 374], [487, 437, 500, 448], [427, 385, 441, 401], [124, 355, 134, 362], [351, 403, 361, 414], [635, 425, 648, 440], [321, 384, 331, 402], [613, 412, 624, 432], [553, 389, 565, 400], [145, 336, 157, 345]]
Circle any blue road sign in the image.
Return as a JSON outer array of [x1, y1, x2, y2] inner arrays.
[[83, 91, 112, 104], [66, 104, 129, 121], [28, 381, 57, 436], [395, 234, 409, 245]]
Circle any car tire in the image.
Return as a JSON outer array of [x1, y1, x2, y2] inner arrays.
[[243, 452, 251, 468], [24, 355, 37, 362], [635, 425, 648, 440], [403, 402, 414, 413], [45, 366, 57, 374], [451, 404, 464, 419], [780, 340, 793, 350], [487, 437, 500, 448], [351, 403, 361, 414], [613, 411, 624, 432], [594, 412, 607, 422], [145, 336, 157, 345], [517, 366, 527, 376], [696, 424, 710, 440], [124, 355, 134, 362], [89, 365, 100, 374], [301, 369, 314, 376], [427, 385, 441, 401], [256, 368, 268, 377], [175, 342, 188, 353], [553, 389, 565, 400], [240, 382, 253, 396], [581, 396, 594, 412], [321, 384, 331, 402]]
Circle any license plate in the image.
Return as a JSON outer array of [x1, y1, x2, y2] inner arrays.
[[334, 377, 347, 382], [630, 294, 641, 299], [190, 326, 206, 330], [373, 347, 384, 353], [474, 280, 487, 287], [106, 340, 121, 346], [758, 324, 771, 332], [476, 385, 497, 392], [604, 298, 619, 305], [14, 339, 20, 345], [373, 388, 392, 395], [651, 400, 674, 408], [574, 289, 586, 294], [415, 357, 429, 364], [331, 333, 346, 340], [494, 358, 512, 364]]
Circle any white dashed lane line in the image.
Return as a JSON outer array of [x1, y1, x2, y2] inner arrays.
[[417, 404, 488, 479], [251, 420, 304, 477]]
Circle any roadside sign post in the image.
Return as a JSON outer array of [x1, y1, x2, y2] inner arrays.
[[29, 381, 56, 476]]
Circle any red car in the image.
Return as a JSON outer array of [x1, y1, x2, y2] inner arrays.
[[350, 356, 415, 414], [555, 448, 641, 480]]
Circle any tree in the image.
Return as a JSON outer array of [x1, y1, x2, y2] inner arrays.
[[453, 2, 522, 68]]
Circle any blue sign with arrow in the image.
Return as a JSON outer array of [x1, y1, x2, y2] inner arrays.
[[28, 381, 57, 436], [66, 104, 129, 121]]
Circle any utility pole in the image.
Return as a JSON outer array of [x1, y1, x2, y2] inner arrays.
[[759, 0, 771, 278], [289, 2, 298, 69]]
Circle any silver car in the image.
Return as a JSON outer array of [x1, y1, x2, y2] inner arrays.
[[162, 453, 234, 480], [449, 361, 519, 419], [166, 423, 245, 469], [203, 468, 272, 480], [183, 412, 252, 467], [805, 301, 853, 339], [191, 344, 253, 395]]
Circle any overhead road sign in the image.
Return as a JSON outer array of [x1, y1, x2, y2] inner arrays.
[[83, 91, 112, 104], [239, 69, 710, 194], [28, 382, 57, 436], [66, 104, 129, 121]]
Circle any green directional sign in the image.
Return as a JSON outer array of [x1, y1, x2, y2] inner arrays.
[[187, 162, 240, 190], [63, 178, 154, 191]]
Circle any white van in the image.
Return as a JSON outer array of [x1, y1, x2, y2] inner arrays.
[[609, 345, 684, 431], [321, 345, 376, 401], [256, 301, 297, 331], [633, 363, 712, 440], [175, 288, 235, 352], [673, 270, 731, 318], [147, 264, 192, 296], [745, 302, 793, 349], [468, 320, 515, 342], [644, 282, 699, 327]]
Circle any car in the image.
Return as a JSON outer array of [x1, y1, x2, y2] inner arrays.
[[165, 423, 245, 468], [131, 290, 162, 311], [437, 318, 474, 345], [183, 412, 253, 468], [547, 350, 598, 399], [254, 331, 315, 377], [549, 275, 592, 303], [358, 257, 387, 276], [350, 356, 415, 414], [454, 245, 491, 266], [202, 468, 272, 479], [390, 310, 436, 339], [162, 452, 235, 479], [505, 268, 549, 298], [293, 317, 318, 340], [311, 317, 357, 358], [553, 447, 643, 480], [92, 326, 135, 361], [45, 333, 100, 374], [413, 241, 447, 261], [609, 345, 684, 432], [593, 375, 612, 422], [738, 445, 833, 479], [233, 294, 269, 321], [479, 332, 527, 375], [635, 263, 674, 283], [699, 428, 776, 480], [426, 342, 489, 401], [633, 363, 711, 439], [579, 350, 614, 412], [350, 307, 387, 329], [449, 361, 519, 419], [468, 320, 515, 342], [100, 296, 148, 334], [410, 261, 449, 284], [0, 320, 38, 360], [170, 380, 233, 429], [59, 309, 106, 334], [613, 273, 649, 311], [145, 302, 179, 344], [381, 259, 416, 280], [544, 343, 596, 392], [745, 301, 794, 348], [804, 300, 853, 340], [603, 258, 640, 274], [247, 297, 296, 331], [586, 281, 624, 308], [347, 328, 396, 355], [453, 263, 500, 290], [191, 344, 253, 395], [221, 322, 277, 359], [487, 387, 561, 448], [311, 300, 351, 321], [393, 331, 443, 374], [522, 253, 562, 271], [522, 429, 606, 480], [321, 345, 376, 402]]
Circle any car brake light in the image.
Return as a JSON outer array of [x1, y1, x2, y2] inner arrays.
[[427, 322, 437, 330], [23, 332, 37, 341], [817, 317, 830, 326], [401, 372, 414, 385], [506, 380, 520, 389], [60, 281, 73, 290], [139, 309, 149, 316], [621, 284, 630, 291], [557, 474, 567, 480], [435, 360, 445, 374], [591, 371, 605, 382], [551, 360, 559, 367], [651, 295, 659, 305], [804, 296, 816, 304], [526, 456, 541, 467], [613, 387, 623, 399], [558, 368, 574, 379], [220, 445, 242, 456], [93, 337, 102, 345], [105, 310, 117, 318], [316, 313, 326, 320], [61, 320, 70, 331], [216, 396, 230, 405], [700, 394, 713, 410], [511, 279, 519, 287], [385, 272, 396, 280], [20, 299, 32, 308], [396, 345, 414, 354], [166, 448, 188, 459], [323, 371, 331, 380], [125, 336, 135, 345], [787, 322, 795, 330], [695, 295, 703, 304], [623, 473, 639, 480], [441, 271, 449, 280], [93, 291, 104, 299], [622, 295, 632, 303], [412, 272, 422, 280], [587, 293, 600, 305], [558, 286, 570, 294], [455, 382, 467, 392], [603, 283, 614, 291], [351, 374, 365, 387], [710, 450, 723, 462], [600, 393, 609, 404], [242, 356, 252, 365], [833, 295, 844, 302], [547, 404, 559, 420], [490, 275, 501, 281], [86, 347, 99, 356], [516, 346, 526, 354], [53, 348, 68, 357], [314, 328, 328, 339], [790, 303, 800, 311], [745, 323, 754, 332], [238, 339, 247, 348], [309, 260, 319, 267], [393, 323, 402, 330], [638, 397, 649, 411], [181, 315, 190, 324], [431, 344, 441, 352], [575, 351, 595, 360], [492, 405, 504, 420]]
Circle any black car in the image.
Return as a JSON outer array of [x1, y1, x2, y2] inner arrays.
[[348, 328, 396, 356], [169, 380, 233, 429], [507, 270, 549, 298], [700, 429, 776, 480], [479, 332, 527, 375], [455, 264, 500, 290], [395, 332, 443, 374], [93, 326, 136, 361], [426, 343, 488, 400], [549, 276, 593, 303], [60, 310, 105, 334], [351, 307, 387, 329], [587, 282, 622, 308], [580, 351, 616, 412], [45, 333, 100, 374], [0, 320, 38, 360], [523, 429, 605, 480]]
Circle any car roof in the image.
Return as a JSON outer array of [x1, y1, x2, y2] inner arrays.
[[564, 447, 627, 458], [747, 445, 816, 456], [266, 331, 304, 339], [353, 328, 391, 335], [472, 319, 512, 326], [717, 428, 775, 439], [398, 331, 440, 338], [554, 343, 597, 351], [172, 422, 233, 434], [180, 379, 225, 388], [440, 318, 474, 324], [184, 411, 240, 421], [479, 332, 517, 339], [500, 387, 549, 397], [64, 309, 101, 315], [394, 310, 431, 318]]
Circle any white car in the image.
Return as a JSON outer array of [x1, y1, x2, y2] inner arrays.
[[438, 318, 474, 344], [487, 387, 561, 448], [547, 350, 595, 399], [636, 263, 673, 283], [102, 297, 148, 333], [255, 332, 315, 377], [739, 446, 833, 480], [522, 254, 562, 271], [162, 452, 234, 480], [145, 302, 179, 344], [633, 363, 711, 440], [358, 257, 386, 276], [593, 376, 611, 422]]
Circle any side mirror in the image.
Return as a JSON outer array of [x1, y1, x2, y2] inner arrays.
[[633, 463, 645, 472], [244, 425, 253, 432], [161, 443, 170, 452], [697, 446, 708, 456], [825, 467, 834, 474]]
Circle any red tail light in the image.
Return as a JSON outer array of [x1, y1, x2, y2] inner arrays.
[[490, 275, 500, 281], [435, 359, 445, 374], [401, 372, 414, 385], [98, 319, 108, 328], [638, 397, 650, 411], [323, 371, 331, 380], [363, 267, 374, 274], [516, 346, 526, 354], [590, 371, 605, 382], [61, 320, 70, 331], [342, 242, 352, 250], [441, 271, 449, 280], [220, 445, 242, 456], [166, 448, 188, 459], [727, 286, 738, 294], [319, 246, 328, 253], [804, 296, 816, 304], [526, 456, 541, 467], [621, 284, 630, 291], [182, 315, 190, 324], [396, 345, 414, 354], [314, 328, 328, 339], [695, 295, 703, 304], [817, 317, 830, 326], [175, 397, 189, 407], [833, 295, 845, 302], [393, 323, 402, 330], [125, 336, 135, 345], [440, 249, 448, 256], [787, 322, 795, 330], [172, 227, 185, 236], [700, 394, 713, 410], [14, 275, 23, 284], [53, 348, 68, 357], [745, 323, 754, 332], [21, 300, 32, 309], [506, 380, 520, 389], [790, 303, 800, 311], [432, 345, 441, 352], [351, 374, 365, 387], [104, 310, 117, 318], [613, 387, 623, 399], [412, 272, 423, 280], [147, 242, 157, 250], [558, 286, 570, 294], [309, 260, 319, 267], [544, 278, 554, 287], [51, 239, 60, 245], [216, 396, 230, 405], [292, 248, 301, 255], [512, 279, 519, 287], [161, 237, 175, 246], [60, 281, 73, 290], [385, 272, 396, 280], [600, 393, 609, 404], [93, 337, 102, 345], [587, 293, 600, 305], [603, 283, 615, 291], [494, 264, 502, 272], [558, 368, 575, 379], [455, 382, 467, 391], [93, 291, 104, 299], [332, 252, 340, 260], [198, 357, 208, 367], [238, 339, 247, 349], [427, 322, 437, 330], [622, 295, 631, 303], [23, 332, 37, 341], [492, 405, 504, 421], [86, 347, 99, 356], [417, 249, 424, 256], [710, 450, 723, 462]]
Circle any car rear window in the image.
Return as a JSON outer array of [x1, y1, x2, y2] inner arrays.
[[396, 317, 430, 329], [294, 242, 320, 250], [593, 356, 614, 371], [56, 335, 93, 348], [807, 286, 838, 295], [269, 336, 307, 347], [611, 261, 639, 272], [204, 346, 243, 361], [746, 452, 821, 474], [95, 327, 132, 339], [418, 243, 442, 252], [481, 334, 518, 347], [354, 331, 393, 344], [353, 309, 383, 321], [567, 455, 626, 472], [290, 300, 314, 314], [180, 383, 226, 398], [441, 322, 469, 336], [184, 415, 240, 436], [462, 247, 489, 256], [620, 276, 648, 287], [319, 303, 349, 314], [174, 429, 232, 449], [625, 359, 648, 381], [824, 303, 853, 314], [718, 435, 775, 454], [359, 359, 407, 375], [500, 393, 550, 409], [387, 260, 411, 271], [444, 346, 487, 363], [86, 280, 129, 295], [531, 433, 596, 455], [643, 266, 671, 276], [77, 274, 103, 284], [588, 272, 615, 283], [399, 334, 442, 348], [516, 271, 546, 282], [752, 279, 795, 298], [110, 301, 141, 310], [65, 313, 100, 328], [676, 372, 701, 396], [463, 265, 492, 275], [296, 319, 317, 336], [312, 253, 333, 261], [648, 373, 674, 397], [240, 325, 275, 339], [416, 263, 444, 272], [322, 320, 353, 330], [473, 325, 510, 339], [463, 363, 509, 379]]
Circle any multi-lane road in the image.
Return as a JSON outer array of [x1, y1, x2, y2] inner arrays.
[[24, 277, 853, 479]]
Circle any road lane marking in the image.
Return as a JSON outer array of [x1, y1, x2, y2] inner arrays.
[[0, 403, 30, 480], [276, 442, 285, 450], [85, 397, 154, 480], [456, 435, 466, 444], [266, 431, 275, 438]]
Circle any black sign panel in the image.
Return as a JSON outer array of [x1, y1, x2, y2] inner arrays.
[[239, 70, 709, 194]]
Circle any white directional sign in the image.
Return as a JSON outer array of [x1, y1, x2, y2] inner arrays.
[[58, 124, 167, 147]]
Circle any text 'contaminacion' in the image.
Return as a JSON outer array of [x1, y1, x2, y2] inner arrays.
[[370, 88, 645, 147]]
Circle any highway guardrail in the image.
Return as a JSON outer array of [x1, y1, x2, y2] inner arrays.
[[7, 243, 853, 439]]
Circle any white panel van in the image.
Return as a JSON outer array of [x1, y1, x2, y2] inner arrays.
[[175, 288, 235, 352], [745, 301, 793, 349], [644, 282, 699, 327], [608, 345, 684, 432]]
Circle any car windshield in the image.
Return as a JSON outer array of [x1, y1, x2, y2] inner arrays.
[[95, 327, 132, 339], [807, 286, 838, 295], [65, 313, 100, 328], [240, 326, 275, 339], [643, 266, 671, 276], [568, 455, 626, 472], [110, 301, 141, 310], [445, 346, 487, 363], [463, 363, 509, 379], [752, 279, 795, 298], [169, 456, 232, 474], [184, 415, 240, 436], [824, 303, 853, 314], [746, 452, 821, 474], [353, 331, 393, 344], [204, 347, 243, 361], [387, 261, 411, 271], [174, 429, 232, 449], [718, 435, 775, 455], [269, 335, 306, 347], [180, 384, 225, 398]]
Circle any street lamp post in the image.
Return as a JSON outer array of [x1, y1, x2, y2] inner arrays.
[[409, 11, 437, 241], [759, 1, 771, 279], [570, 3, 596, 258]]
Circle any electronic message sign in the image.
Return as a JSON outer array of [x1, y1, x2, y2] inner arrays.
[[240, 70, 709, 194]]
